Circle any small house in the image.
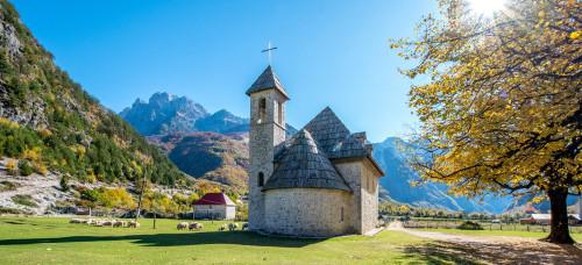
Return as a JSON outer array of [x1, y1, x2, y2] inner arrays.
[[519, 213, 581, 226], [193, 193, 236, 220]]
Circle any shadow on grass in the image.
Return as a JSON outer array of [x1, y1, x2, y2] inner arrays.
[[0, 231, 323, 248], [0, 220, 38, 226], [400, 241, 582, 265]]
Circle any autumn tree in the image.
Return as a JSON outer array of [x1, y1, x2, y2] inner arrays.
[[393, 0, 581, 244]]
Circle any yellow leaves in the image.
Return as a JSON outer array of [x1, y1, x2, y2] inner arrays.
[[22, 147, 42, 162], [99, 187, 136, 209], [33, 162, 48, 176], [5, 159, 18, 175], [0, 118, 19, 129], [569, 30, 581, 40], [38, 128, 52, 138]]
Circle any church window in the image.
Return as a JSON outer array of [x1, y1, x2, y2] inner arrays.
[[340, 207, 344, 222], [277, 101, 283, 125], [258, 98, 266, 123], [258, 172, 264, 187]]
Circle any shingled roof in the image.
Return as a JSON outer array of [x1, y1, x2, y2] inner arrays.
[[246, 65, 289, 99], [303, 107, 351, 155], [264, 129, 351, 191], [272, 107, 384, 182]]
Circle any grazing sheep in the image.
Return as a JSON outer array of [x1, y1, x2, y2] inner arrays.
[[113, 221, 126, 228], [218, 224, 227, 231], [228, 223, 239, 231], [102, 220, 114, 227], [69, 218, 83, 224], [189, 222, 203, 231], [177, 222, 189, 230], [128, 221, 140, 228], [242, 223, 249, 231]]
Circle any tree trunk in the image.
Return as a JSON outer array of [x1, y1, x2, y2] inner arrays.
[[543, 188, 575, 244]]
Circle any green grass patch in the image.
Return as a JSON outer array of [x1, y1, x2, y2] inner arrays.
[[0, 180, 19, 192], [0, 217, 467, 265], [10, 194, 37, 207]]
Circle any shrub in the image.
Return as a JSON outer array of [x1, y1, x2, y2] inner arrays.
[[33, 161, 48, 175], [60, 175, 69, 192], [0, 181, 19, 192], [5, 159, 17, 175], [457, 221, 483, 230], [11, 194, 37, 207], [18, 160, 33, 176]]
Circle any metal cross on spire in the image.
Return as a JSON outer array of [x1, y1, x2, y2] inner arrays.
[[261, 41, 278, 65]]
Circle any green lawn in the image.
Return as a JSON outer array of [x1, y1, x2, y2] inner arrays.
[[0, 217, 446, 265], [421, 227, 582, 242]]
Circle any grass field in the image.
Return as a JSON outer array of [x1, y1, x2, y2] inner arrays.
[[0, 216, 447, 265]]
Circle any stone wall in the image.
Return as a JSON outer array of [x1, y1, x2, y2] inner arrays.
[[335, 159, 381, 235], [335, 161, 362, 233], [263, 188, 352, 237], [360, 159, 380, 233]]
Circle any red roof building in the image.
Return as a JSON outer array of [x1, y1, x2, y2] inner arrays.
[[193, 193, 236, 220]]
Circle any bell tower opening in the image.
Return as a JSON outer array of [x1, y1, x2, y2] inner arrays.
[[258, 98, 266, 124]]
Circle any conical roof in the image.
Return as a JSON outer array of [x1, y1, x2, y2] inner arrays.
[[303, 107, 351, 155], [246, 65, 289, 99], [264, 129, 351, 191]]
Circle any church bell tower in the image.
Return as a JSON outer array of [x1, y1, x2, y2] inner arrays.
[[246, 65, 289, 231]]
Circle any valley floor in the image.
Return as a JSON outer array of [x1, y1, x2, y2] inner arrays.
[[0, 217, 581, 264]]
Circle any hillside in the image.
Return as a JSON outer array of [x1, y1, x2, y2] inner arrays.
[[148, 132, 249, 193], [120, 92, 300, 192], [0, 1, 184, 185]]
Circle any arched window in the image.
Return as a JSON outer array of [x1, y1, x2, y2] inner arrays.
[[258, 98, 266, 123], [258, 172, 264, 187]]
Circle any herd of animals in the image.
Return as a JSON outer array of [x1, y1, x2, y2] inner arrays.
[[69, 218, 141, 228], [69, 218, 248, 231], [176, 221, 248, 231]]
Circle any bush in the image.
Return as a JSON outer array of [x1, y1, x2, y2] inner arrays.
[[11, 194, 37, 207], [5, 159, 17, 175], [60, 175, 69, 192], [0, 181, 19, 192], [457, 221, 483, 230], [18, 160, 33, 176]]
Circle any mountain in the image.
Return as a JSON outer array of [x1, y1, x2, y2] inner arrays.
[[121, 92, 297, 136], [119, 92, 296, 191], [119, 92, 208, 136], [373, 137, 514, 214], [195, 109, 249, 134], [0, 1, 184, 185], [148, 132, 249, 193]]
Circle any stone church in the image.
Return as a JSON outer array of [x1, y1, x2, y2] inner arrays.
[[246, 65, 384, 237]]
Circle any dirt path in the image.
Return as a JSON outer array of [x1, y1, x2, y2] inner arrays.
[[387, 221, 582, 265]]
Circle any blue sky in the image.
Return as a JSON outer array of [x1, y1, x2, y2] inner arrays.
[[12, 0, 436, 142]]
